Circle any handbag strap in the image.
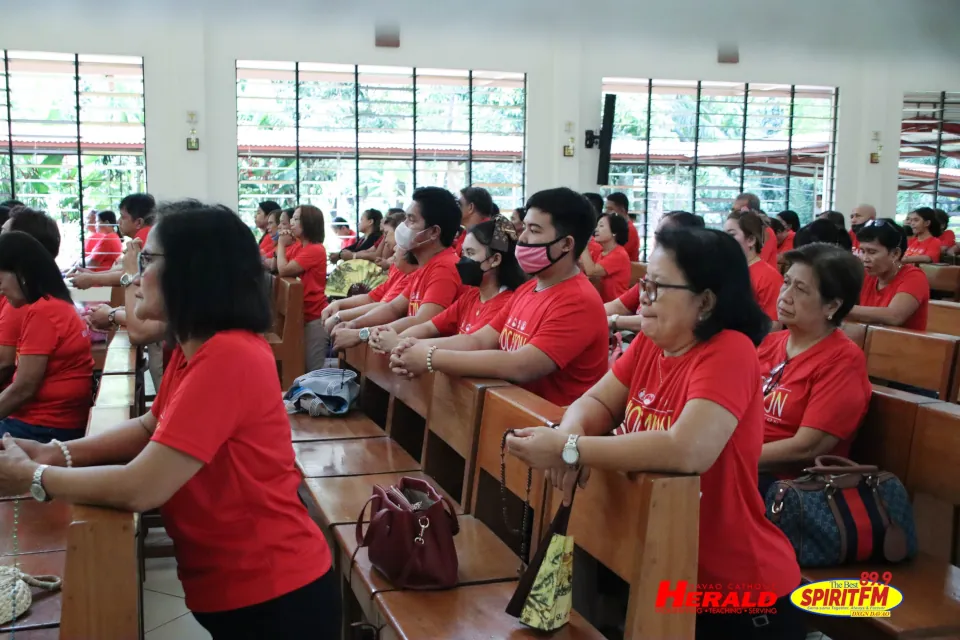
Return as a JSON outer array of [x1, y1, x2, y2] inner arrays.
[[354, 494, 380, 549]]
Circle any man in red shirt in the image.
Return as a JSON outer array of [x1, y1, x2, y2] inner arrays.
[[331, 187, 462, 350], [389, 187, 608, 407], [604, 192, 640, 261], [71, 192, 156, 289], [453, 186, 494, 254]]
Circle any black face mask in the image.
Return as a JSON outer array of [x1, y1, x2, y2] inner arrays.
[[456, 256, 488, 287]]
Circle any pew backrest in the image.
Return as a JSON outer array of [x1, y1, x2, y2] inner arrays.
[[928, 300, 960, 337], [921, 264, 960, 301], [864, 326, 959, 399], [630, 262, 647, 287], [841, 321, 869, 350], [269, 276, 305, 389]]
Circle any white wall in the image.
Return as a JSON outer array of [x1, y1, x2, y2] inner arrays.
[[3, 0, 959, 218]]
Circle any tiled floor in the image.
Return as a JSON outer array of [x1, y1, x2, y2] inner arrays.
[[143, 558, 211, 640]]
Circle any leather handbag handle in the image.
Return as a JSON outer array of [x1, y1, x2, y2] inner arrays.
[[440, 495, 460, 535], [805, 455, 879, 475], [354, 494, 379, 548]]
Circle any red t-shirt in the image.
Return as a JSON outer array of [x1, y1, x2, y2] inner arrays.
[[259, 233, 276, 259], [940, 229, 956, 249], [292, 243, 328, 322], [150, 332, 332, 613], [369, 266, 411, 303], [624, 221, 640, 262], [9, 297, 92, 429], [859, 264, 930, 331], [490, 275, 607, 406], [777, 231, 795, 255], [905, 236, 941, 262], [595, 245, 632, 303], [848, 230, 859, 251], [284, 241, 301, 261], [0, 303, 26, 348], [430, 287, 515, 336], [611, 330, 800, 597], [586, 239, 602, 261], [88, 234, 122, 272], [452, 230, 466, 256], [758, 330, 870, 467], [133, 225, 151, 245], [83, 231, 102, 256], [750, 260, 783, 321], [761, 226, 778, 268], [401, 248, 461, 316], [618, 283, 640, 313]]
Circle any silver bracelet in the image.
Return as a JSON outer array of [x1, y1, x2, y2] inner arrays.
[[426, 346, 439, 373], [50, 439, 73, 468]]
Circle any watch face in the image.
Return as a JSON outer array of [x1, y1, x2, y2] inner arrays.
[[30, 484, 46, 502], [359, 328, 370, 341], [561, 447, 578, 465]]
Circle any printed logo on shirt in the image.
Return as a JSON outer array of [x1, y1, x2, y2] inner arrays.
[[499, 316, 531, 352], [762, 384, 791, 423], [615, 388, 673, 434], [408, 292, 423, 316]]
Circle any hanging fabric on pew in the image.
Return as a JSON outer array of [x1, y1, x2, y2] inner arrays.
[[283, 368, 359, 417], [765, 455, 917, 567]]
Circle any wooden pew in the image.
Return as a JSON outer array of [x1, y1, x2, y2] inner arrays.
[[921, 264, 960, 301], [373, 386, 700, 639], [630, 262, 647, 287], [841, 321, 869, 350], [928, 300, 960, 337], [266, 276, 305, 390], [864, 325, 959, 399]]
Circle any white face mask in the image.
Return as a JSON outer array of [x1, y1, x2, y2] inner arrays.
[[394, 221, 428, 251]]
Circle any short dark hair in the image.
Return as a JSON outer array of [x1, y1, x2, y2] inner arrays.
[[0, 200, 24, 209], [514, 207, 526, 222], [727, 210, 766, 252], [795, 219, 852, 251], [0, 231, 71, 305], [119, 193, 156, 223], [605, 192, 629, 212], [856, 219, 908, 256], [154, 202, 271, 342], [934, 209, 950, 232], [266, 209, 282, 226], [468, 219, 527, 291], [258, 200, 281, 214], [601, 212, 630, 246], [412, 187, 462, 248], [362, 208, 383, 231], [655, 227, 770, 346], [383, 211, 405, 230], [525, 187, 596, 256], [581, 192, 605, 216], [387, 207, 405, 216], [768, 217, 786, 234], [97, 210, 120, 238], [662, 211, 705, 229], [297, 205, 326, 243], [491, 203, 500, 217], [8, 207, 61, 257], [911, 207, 942, 237], [734, 192, 761, 210], [460, 187, 494, 218], [0, 206, 10, 230], [820, 210, 847, 230], [777, 210, 801, 233], [783, 243, 864, 326]]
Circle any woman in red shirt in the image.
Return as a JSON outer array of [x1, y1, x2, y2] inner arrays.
[[88, 210, 123, 271], [0, 231, 93, 442], [935, 209, 956, 253], [276, 204, 329, 373], [847, 219, 930, 330], [758, 243, 870, 494], [0, 203, 338, 638], [370, 216, 525, 353], [507, 227, 802, 639], [725, 210, 783, 324], [580, 213, 632, 303], [903, 207, 943, 264]]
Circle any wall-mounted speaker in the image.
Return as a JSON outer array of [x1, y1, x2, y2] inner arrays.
[[375, 22, 400, 48]]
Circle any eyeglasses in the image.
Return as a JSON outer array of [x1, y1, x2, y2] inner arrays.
[[864, 219, 894, 229], [138, 251, 164, 275], [639, 277, 696, 303], [762, 359, 789, 396]]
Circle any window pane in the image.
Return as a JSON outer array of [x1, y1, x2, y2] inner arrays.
[[238, 156, 298, 225], [471, 70, 524, 202], [415, 69, 469, 190], [471, 161, 523, 210]]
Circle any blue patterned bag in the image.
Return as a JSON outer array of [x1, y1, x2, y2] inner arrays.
[[764, 455, 917, 567]]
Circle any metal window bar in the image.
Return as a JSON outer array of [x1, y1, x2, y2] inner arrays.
[[828, 87, 840, 209], [74, 54, 86, 269], [691, 81, 702, 210], [642, 78, 653, 261], [521, 73, 528, 204], [467, 70, 473, 186], [412, 69, 417, 193], [3, 51, 13, 200], [354, 65, 360, 222], [294, 62, 301, 206], [933, 91, 946, 209], [738, 83, 749, 195], [784, 85, 796, 209]]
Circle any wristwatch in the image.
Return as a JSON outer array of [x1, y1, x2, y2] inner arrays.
[[30, 464, 51, 502], [107, 307, 120, 329], [331, 313, 342, 325], [610, 314, 620, 330], [359, 328, 371, 343], [119, 273, 136, 288], [561, 434, 581, 466]]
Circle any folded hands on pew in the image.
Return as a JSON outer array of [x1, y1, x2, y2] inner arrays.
[[0, 433, 44, 495], [368, 325, 400, 355], [389, 337, 429, 377]]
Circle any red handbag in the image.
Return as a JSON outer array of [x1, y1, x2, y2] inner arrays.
[[353, 476, 460, 589]]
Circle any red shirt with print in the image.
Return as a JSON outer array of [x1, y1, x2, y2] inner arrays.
[[430, 287, 515, 336], [758, 330, 870, 469], [860, 264, 930, 331], [761, 226, 778, 268], [618, 283, 640, 313], [88, 234, 123, 272], [10, 297, 93, 429], [777, 231, 795, 255], [259, 233, 276, 259], [292, 243, 328, 322], [750, 259, 783, 321], [595, 245, 632, 303], [401, 248, 461, 316], [624, 220, 640, 261], [611, 330, 800, 597], [369, 266, 411, 303], [940, 229, 956, 249], [150, 332, 332, 612], [905, 236, 942, 262], [490, 275, 607, 406]]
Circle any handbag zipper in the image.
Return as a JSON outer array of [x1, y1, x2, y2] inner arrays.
[[388, 486, 422, 511]]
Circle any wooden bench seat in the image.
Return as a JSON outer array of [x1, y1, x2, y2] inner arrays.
[[289, 412, 384, 442], [293, 438, 420, 478], [0, 501, 71, 555]]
